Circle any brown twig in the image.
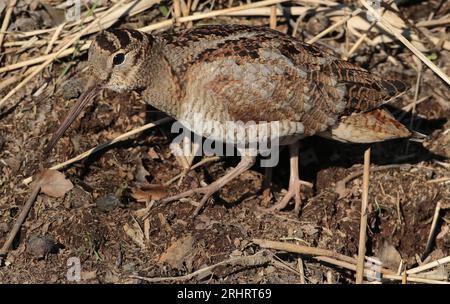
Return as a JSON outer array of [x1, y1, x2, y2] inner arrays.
[[0, 181, 41, 263], [130, 251, 271, 282]]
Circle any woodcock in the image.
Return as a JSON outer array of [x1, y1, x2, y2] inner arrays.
[[46, 25, 410, 215]]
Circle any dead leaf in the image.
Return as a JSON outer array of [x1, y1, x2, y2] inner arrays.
[[123, 223, 145, 249], [147, 147, 160, 159], [131, 184, 167, 202], [35, 170, 73, 198], [159, 235, 195, 269]]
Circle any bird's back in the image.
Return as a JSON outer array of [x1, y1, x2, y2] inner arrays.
[[157, 24, 407, 138]]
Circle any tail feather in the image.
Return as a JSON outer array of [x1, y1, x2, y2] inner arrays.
[[327, 60, 409, 113], [321, 108, 411, 143]]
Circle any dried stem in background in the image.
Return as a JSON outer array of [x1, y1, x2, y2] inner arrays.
[[356, 148, 371, 283]]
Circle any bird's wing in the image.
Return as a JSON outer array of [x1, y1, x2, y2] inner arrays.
[[168, 25, 407, 136]]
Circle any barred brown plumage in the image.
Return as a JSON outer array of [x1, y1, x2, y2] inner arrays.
[[46, 24, 410, 215]]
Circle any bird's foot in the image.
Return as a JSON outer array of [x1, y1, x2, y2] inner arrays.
[[270, 179, 313, 213], [160, 183, 221, 216], [164, 167, 190, 187], [161, 155, 256, 216]]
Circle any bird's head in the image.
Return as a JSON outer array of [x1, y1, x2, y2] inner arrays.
[[45, 28, 156, 153]]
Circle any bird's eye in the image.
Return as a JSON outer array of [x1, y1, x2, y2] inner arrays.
[[113, 53, 126, 65]]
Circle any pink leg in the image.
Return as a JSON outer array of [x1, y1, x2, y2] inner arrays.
[[270, 142, 312, 213]]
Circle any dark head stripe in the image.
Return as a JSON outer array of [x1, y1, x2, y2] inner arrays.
[[126, 29, 144, 41], [109, 28, 131, 48], [95, 31, 118, 52], [94, 28, 152, 57]]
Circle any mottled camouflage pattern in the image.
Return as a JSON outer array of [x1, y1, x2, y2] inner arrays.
[[88, 25, 408, 145]]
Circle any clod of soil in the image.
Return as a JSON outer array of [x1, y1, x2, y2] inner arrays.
[[26, 235, 58, 259]]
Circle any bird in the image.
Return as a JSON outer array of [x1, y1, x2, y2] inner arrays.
[[45, 24, 410, 215]]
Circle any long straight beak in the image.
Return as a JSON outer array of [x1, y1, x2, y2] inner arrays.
[[45, 78, 101, 154]]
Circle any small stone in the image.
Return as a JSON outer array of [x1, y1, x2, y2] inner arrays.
[[69, 187, 91, 208], [26, 235, 57, 258], [95, 194, 120, 212]]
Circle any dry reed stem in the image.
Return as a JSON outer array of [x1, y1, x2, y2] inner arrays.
[[0, 0, 288, 75], [417, 17, 450, 27], [253, 238, 376, 270], [307, 8, 362, 44], [344, 0, 393, 59], [174, 0, 182, 24], [223, 6, 330, 16], [0, 0, 127, 108], [422, 201, 442, 260], [253, 238, 448, 283], [360, 0, 450, 86], [407, 255, 450, 275], [356, 148, 370, 283], [270, 5, 278, 29], [139, 0, 290, 32], [0, 43, 91, 74], [316, 256, 448, 284], [297, 258, 306, 283], [0, 68, 33, 93], [45, 23, 66, 54], [0, 0, 17, 50], [294, 0, 339, 6]]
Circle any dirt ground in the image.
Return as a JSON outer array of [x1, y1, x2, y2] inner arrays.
[[0, 0, 449, 283]]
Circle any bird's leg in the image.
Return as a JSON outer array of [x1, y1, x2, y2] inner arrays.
[[161, 155, 256, 215], [271, 141, 313, 213], [168, 135, 201, 186]]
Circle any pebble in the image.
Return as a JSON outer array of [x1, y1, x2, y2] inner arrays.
[[95, 194, 120, 212]]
